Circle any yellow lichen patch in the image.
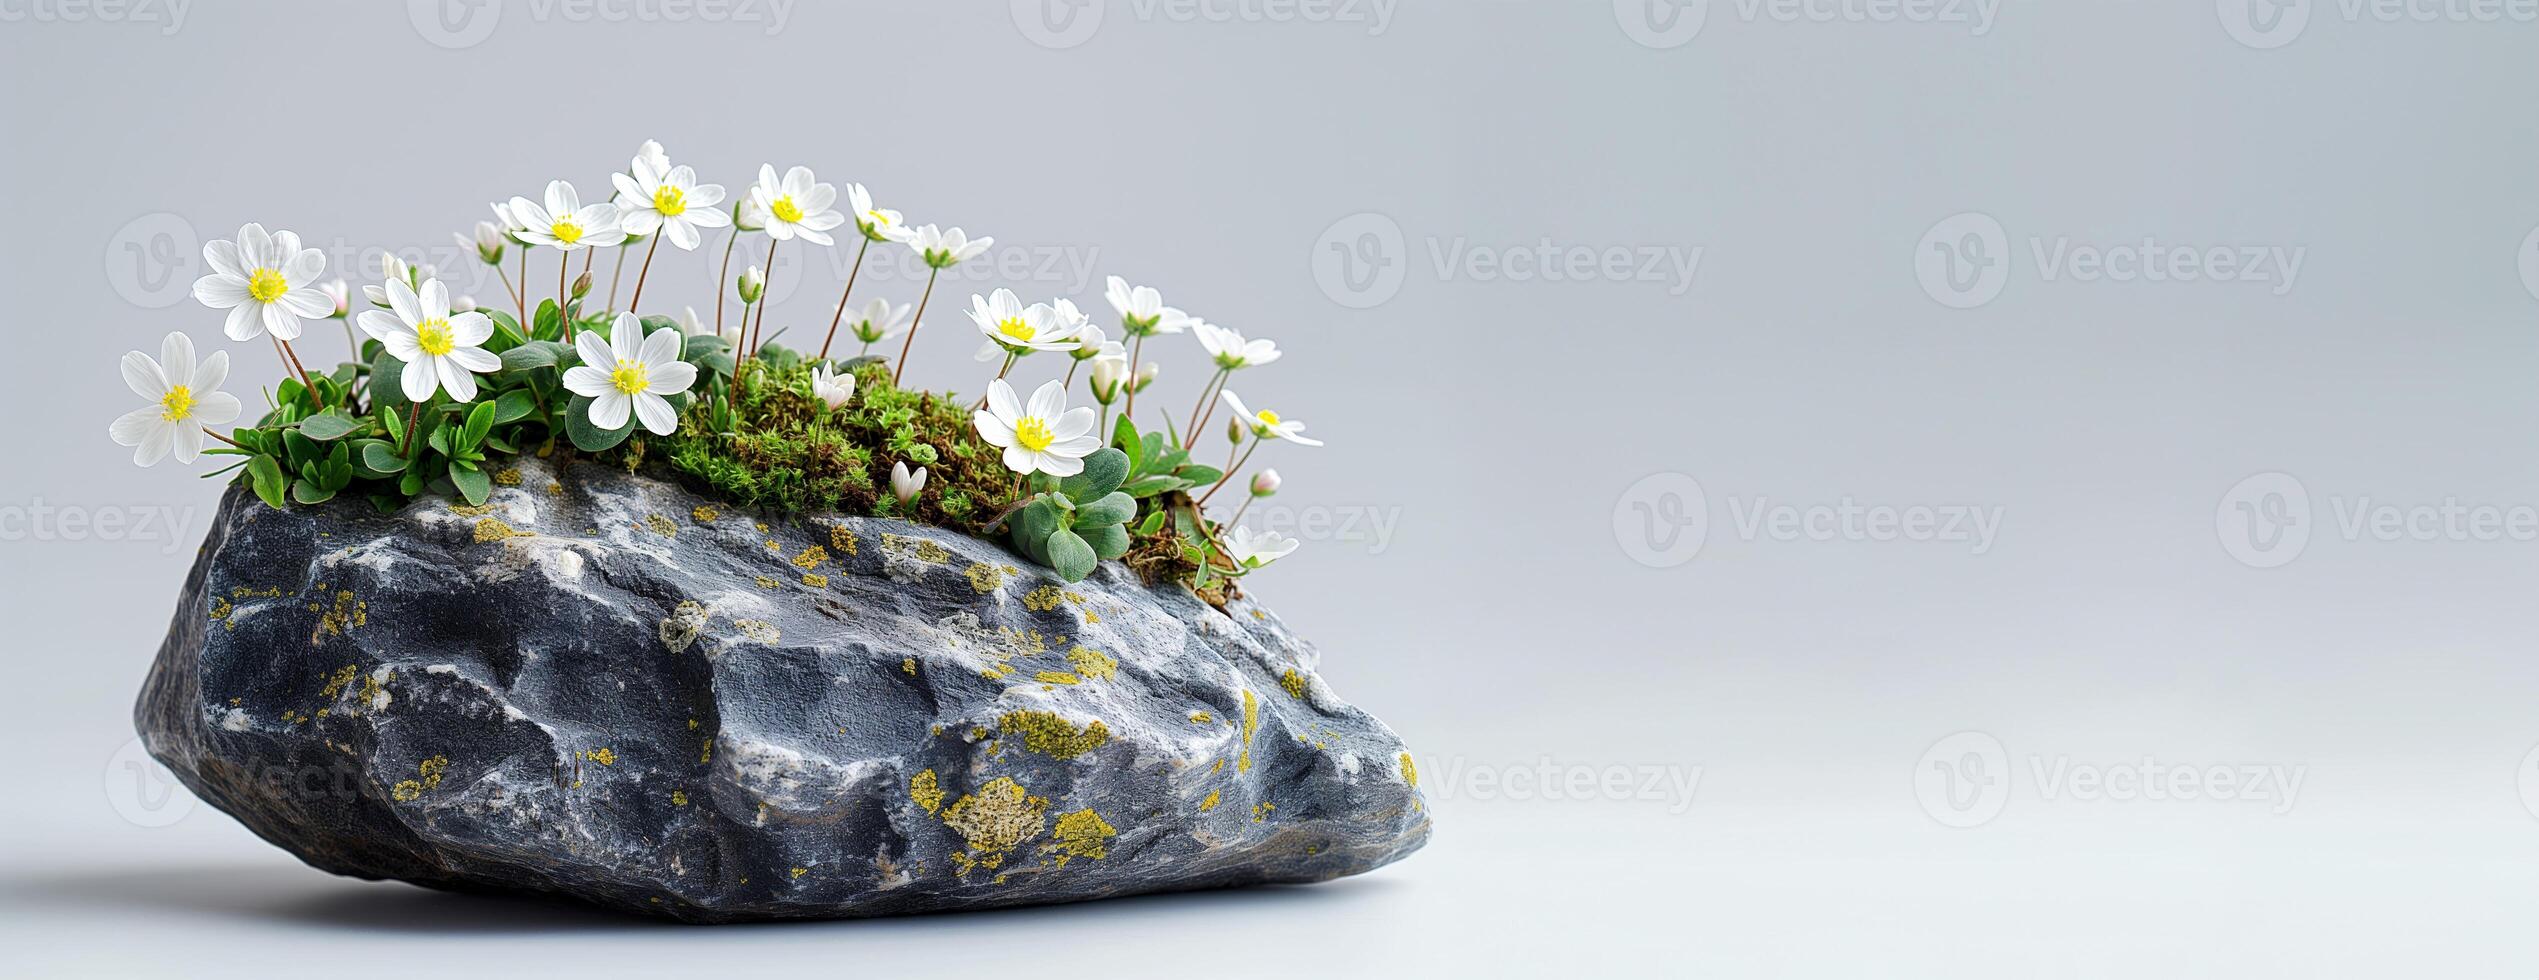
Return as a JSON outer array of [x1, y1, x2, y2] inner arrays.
[[942, 776, 1048, 873], [1190, 711, 1214, 724], [472, 518, 525, 543], [1400, 753, 1418, 787], [964, 562, 1018, 593], [792, 545, 828, 570], [801, 573, 829, 588], [754, 575, 781, 589], [1022, 585, 1066, 612], [791, 867, 808, 879], [691, 505, 719, 524], [881, 533, 950, 565], [997, 711, 1112, 761], [643, 513, 678, 537], [756, 521, 770, 533], [320, 663, 359, 698], [355, 668, 393, 711], [207, 596, 232, 624], [544, 480, 564, 495], [581, 747, 617, 766], [829, 524, 859, 556], [418, 755, 449, 790], [311, 592, 367, 645], [700, 737, 714, 764], [1067, 646, 1118, 682], [1237, 689, 1259, 773], [1198, 789, 1221, 812], [671, 790, 689, 806], [1251, 609, 1267, 621], [909, 769, 943, 815], [764, 539, 781, 551], [1281, 669, 1308, 699], [450, 503, 496, 517], [1046, 809, 1116, 867], [902, 657, 917, 676], [1252, 801, 1275, 823], [736, 619, 781, 643], [1035, 671, 1082, 686], [392, 780, 423, 802], [493, 467, 522, 486]]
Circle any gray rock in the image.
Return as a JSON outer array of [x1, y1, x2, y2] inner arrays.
[[135, 456, 1430, 922]]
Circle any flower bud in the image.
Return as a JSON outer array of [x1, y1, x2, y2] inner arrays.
[[377, 252, 410, 284], [1228, 417, 1246, 445], [571, 272, 593, 300], [318, 279, 348, 317], [733, 200, 766, 232], [464, 221, 505, 264], [890, 461, 929, 506], [1250, 469, 1281, 497], [1089, 356, 1125, 404], [738, 265, 766, 304], [453, 295, 478, 313], [1133, 362, 1160, 393]]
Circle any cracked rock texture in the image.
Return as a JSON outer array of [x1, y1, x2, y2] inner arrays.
[[135, 456, 1429, 922]]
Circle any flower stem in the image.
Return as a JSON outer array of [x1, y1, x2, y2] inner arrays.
[[494, 260, 522, 316], [751, 239, 783, 357], [606, 243, 631, 311], [556, 248, 572, 343], [626, 236, 663, 315], [713, 227, 739, 339], [271, 335, 312, 392], [400, 399, 422, 459], [817, 236, 872, 361], [1123, 333, 1146, 420], [1195, 437, 1259, 508], [1062, 358, 1082, 389], [892, 267, 941, 387], [1228, 494, 1256, 527], [514, 246, 528, 326], [974, 351, 1019, 410], [1184, 368, 1228, 448], [204, 426, 243, 449]]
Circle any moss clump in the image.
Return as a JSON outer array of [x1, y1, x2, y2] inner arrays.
[[655, 354, 1007, 528]]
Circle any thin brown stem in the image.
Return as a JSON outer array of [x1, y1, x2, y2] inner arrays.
[[556, 249, 572, 342], [606, 242, 631, 311], [1195, 438, 1260, 508], [626, 236, 663, 315], [751, 239, 783, 357], [1184, 368, 1228, 448], [1123, 333, 1145, 419], [892, 267, 941, 387], [513, 246, 527, 325], [817, 236, 872, 360], [271, 335, 313, 391], [494, 261, 522, 312], [1228, 495, 1256, 527], [203, 427, 244, 449], [974, 351, 1019, 410]]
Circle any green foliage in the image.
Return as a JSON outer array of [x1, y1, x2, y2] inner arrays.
[[1006, 447, 1134, 582]]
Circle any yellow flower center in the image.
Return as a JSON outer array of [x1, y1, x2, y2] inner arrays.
[[653, 185, 687, 217], [246, 268, 288, 303], [866, 210, 891, 227], [770, 196, 803, 223], [611, 361, 651, 395], [1256, 410, 1280, 426], [1014, 416, 1054, 452], [551, 220, 584, 244], [416, 318, 455, 356], [997, 317, 1035, 342], [159, 385, 194, 422]]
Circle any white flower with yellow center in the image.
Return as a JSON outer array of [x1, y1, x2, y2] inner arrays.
[[968, 288, 1084, 361], [192, 223, 331, 342], [810, 364, 855, 410], [509, 180, 626, 252], [1217, 390, 1324, 445], [902, 223, 992, 269], [973, 379, 1100, 478], [358, 278, 500, 403], [843, 296, 913, 348], [1103, 276, 1195, 336], [844, 183, 905, 243], [747, 164, 846, 246], [612, 153, 729, 250], [109, 332, 239, 467], [1194, 320, 1281, 370], [1225, 526, 1300, 569], [562, 314, 697, 435]]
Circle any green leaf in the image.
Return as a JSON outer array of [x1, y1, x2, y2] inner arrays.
[[1046, 528, 1097, 583], [297, 412, 362, 441], [1060, 447, 1130, 500], [462, 401, 495, 448], [289, 479, 336, 505], [356, 439, 407, 475], [1076, 491, 1136, 526], [247, 455, 287, 509], [449, 464, 491, 506], [1113, 414, 1140, 459], [1176, 465, 1223, 486], [369, 352, 414, 416], [1013, 497, 1060, 550], [491, 388, 538, 425], [564, 395, 634, 452], [498, 340, 572, 372], [1085, 522, 1131, 560], [486, 309, 528, 348], [1135, 509, 1167, 536], [534, 299, 562, 340], [1121, 475, 1192, 498]]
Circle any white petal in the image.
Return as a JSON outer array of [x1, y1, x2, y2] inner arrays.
[[192, 274, 248, 309], [158, 333, 195, 389], [223, 302, 262, 341], [590, 391, 631, 430], [437, 358, 478, 402], [278, 287, 332, 318], [647, 360, 696, 395], [420, 279, 451, 321], [260, 304, 302, 341], [192, 349, 229, 393], [1026, 379, 1065, 420], [576, 329, 617, 369], [401, 357, 440, 401], [192, 390, 242, 425], [1051, 407, 1097, 441], [385, 277, 422, 325], [1036, 450, 1084, 477], [109, 406, 161, 446], [203, 239, 244, 279], [611, 314, 644, 361], [450, 311, 495, 346], [447, 346, 500, 373], [974, 411, 1016, 448], [120, 351, 168, 400], [986, 379, 1022, 421], [134, 422, 173, 466], [1002, 445, 1037, 474], [632, 392, 677, 435], [172, 423, 204, 464], [638, 325, 682, 365], [562, 365, 613, 397]]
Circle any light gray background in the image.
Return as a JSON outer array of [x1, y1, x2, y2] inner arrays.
[[7, 0, 2539, 975]]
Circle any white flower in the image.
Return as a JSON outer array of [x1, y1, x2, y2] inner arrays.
[[192, 222, 331, 341], [968, 288, 1083, 361], [890, 461, 928, 505], [460, 221, 505, 264], [845, 183, 905, 242], [109, 332, 239, 467], [1194, 321, 1281, 369], [973, 378, 1100, 478], [843, 296, 913, 346], [1088, 353, 1128, 404], [563, 314, 697, 435], [738, 265, 765, 304], [1104, 275, 1195, 335], [678, 305, 711, 338], [902, 223, 992, 268], [1224, 526, 1299, 569], [634, 138, 671, 176], [1070, 319, 1123, 362], [747, 164, 845, 246], [509, 180, 626, 251], [360, 253, 417, 309], [357, 278, 500, 403], [491, 200, 529, 243], [1250, 469, 1281, 496], [1133, 361, 1160, 392], [612, 152, 729, 250], [318, 278, 348, 317], [810, 363, 856, 410], [1217, 390, 1323, 445]]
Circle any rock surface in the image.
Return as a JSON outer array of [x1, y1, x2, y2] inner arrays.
[[135, 456, 1429, 922]]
